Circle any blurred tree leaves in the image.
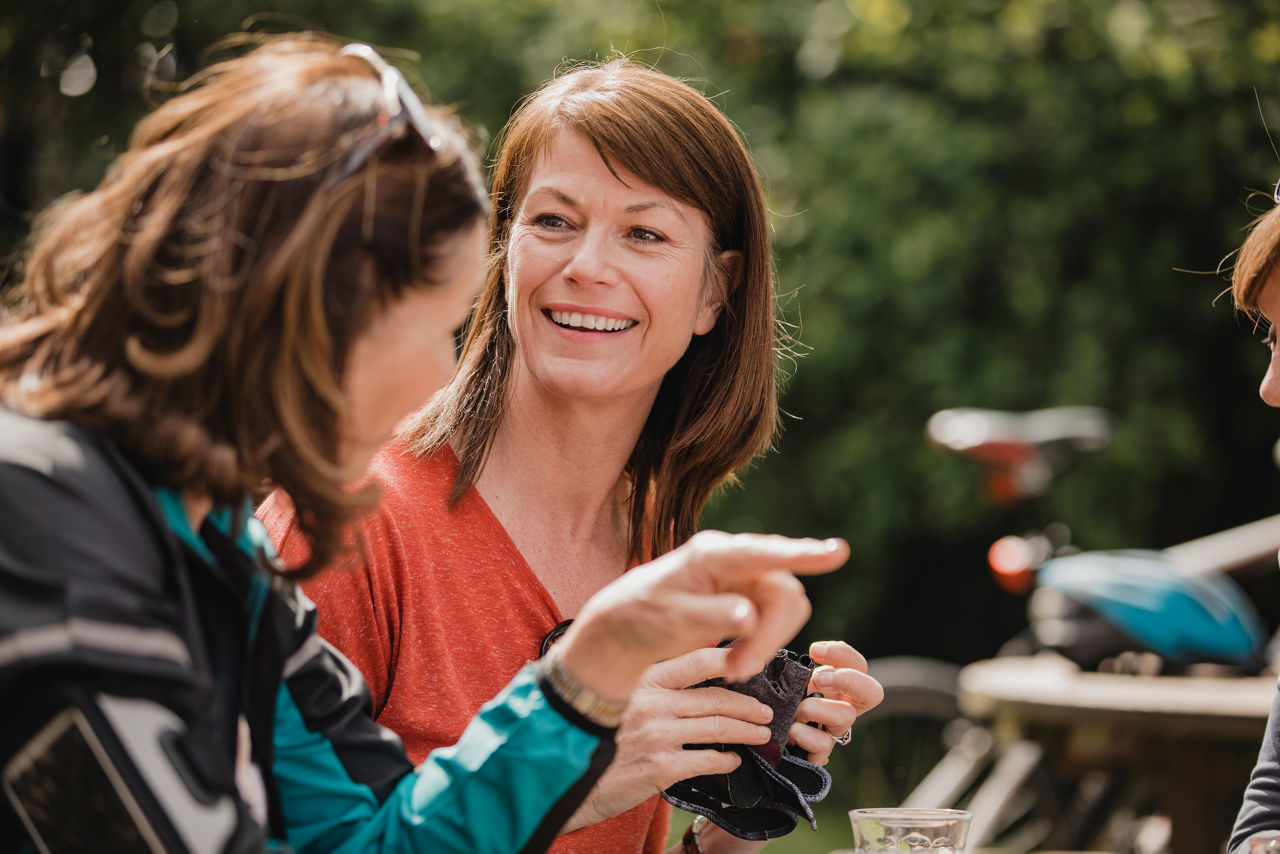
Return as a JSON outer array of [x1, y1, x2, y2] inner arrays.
[[6, 0, 1280, 664]]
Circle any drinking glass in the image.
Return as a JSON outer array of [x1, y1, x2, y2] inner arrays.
[[848, 808, 972, 852]]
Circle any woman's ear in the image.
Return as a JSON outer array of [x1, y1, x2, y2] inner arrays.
[[695, 249, 742, 335]]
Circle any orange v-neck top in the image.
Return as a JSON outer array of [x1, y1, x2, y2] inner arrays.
[[257, 440, 668, 854]]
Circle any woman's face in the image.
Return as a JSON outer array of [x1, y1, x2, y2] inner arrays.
[[503, 130, 733, 408], [338, 223, 485, 481], [1258, 268, 1280, 408]]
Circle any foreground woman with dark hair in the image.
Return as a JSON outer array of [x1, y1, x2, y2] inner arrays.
[[0, 36, 846, 853]]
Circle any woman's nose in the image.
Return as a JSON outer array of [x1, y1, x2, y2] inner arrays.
[[562, 229, 616, 287]]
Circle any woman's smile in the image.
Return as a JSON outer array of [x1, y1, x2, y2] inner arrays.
[[545, 308, 639, 334]]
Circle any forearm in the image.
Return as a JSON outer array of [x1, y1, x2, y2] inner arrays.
[[404, 664, 616, 853], [276, 584, 618, 854]]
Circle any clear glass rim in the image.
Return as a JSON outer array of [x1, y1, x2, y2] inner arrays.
[[848, 808, 972, 819]]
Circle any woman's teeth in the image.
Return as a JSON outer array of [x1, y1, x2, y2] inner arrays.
[[549, 310, 636, 332]]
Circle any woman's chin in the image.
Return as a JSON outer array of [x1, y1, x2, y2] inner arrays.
[[532, 374, 662, 410]]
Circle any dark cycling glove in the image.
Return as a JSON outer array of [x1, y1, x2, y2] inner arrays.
[[661, 649, 832, 840]]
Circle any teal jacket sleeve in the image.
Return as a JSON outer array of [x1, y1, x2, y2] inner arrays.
[[271, 587, 615, 854]]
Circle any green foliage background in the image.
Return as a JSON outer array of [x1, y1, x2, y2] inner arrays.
[[7, 1, 1280, 849]]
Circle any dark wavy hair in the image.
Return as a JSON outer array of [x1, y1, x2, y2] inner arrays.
[[0, 34, 488, 578], [403, 58, 784, 562]]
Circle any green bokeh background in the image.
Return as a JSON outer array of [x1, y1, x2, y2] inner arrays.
[[8, 1, 1280, 850]]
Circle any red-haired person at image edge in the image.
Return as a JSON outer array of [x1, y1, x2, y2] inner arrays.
[[1228, 190, 1280, 854], [0, 35, 849, 854], [260, 58, 884, 854]]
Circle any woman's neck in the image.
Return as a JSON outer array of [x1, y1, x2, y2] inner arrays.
[[470, 381, 653, 614], [482, 394, 642, 536]]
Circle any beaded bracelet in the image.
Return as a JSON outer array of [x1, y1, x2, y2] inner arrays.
[[538, 651, 628, 728]]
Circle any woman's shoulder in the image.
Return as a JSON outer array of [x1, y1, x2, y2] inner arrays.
[[0, 405, 103, 477], [365, 440, 513, 557], [371, 437, 464, 508], [0, 406, 170, 587], [0, 406, 151, 516], [257, 439, 473, 566]]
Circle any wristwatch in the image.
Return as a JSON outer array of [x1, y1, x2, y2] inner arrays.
[[681, 815, 709, 854], [539, 650, 628, 728]]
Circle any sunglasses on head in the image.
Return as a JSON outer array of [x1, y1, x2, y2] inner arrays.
[[328, 43, 444, 189]]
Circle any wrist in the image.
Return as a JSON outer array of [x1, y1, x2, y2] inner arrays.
[[538, 647, 630, 728], [554, 614, 648, 702]]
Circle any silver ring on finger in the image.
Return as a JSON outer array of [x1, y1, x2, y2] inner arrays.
[[826, 725, 853, 746]]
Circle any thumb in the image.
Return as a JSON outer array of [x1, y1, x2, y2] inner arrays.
[[648, 645, 736, 689]]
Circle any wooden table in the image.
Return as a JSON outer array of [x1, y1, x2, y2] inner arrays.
[[956, 654, 1277, 854]]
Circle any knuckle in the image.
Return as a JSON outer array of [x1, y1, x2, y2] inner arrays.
[[792, 727, 820, 752], [689, 530, 723, 552], [688, 646, 723, 679], [707, 687, 736, 715]]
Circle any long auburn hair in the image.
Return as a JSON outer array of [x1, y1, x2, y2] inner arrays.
[[0, 34, 487, 578], [402, 58, 785, 562]]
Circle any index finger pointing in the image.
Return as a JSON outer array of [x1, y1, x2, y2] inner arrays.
[[688, 532, 849, 581]]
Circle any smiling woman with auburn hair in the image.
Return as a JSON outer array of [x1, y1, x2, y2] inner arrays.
[[264, 58, 882, 854], [413, 58, 780, 563]]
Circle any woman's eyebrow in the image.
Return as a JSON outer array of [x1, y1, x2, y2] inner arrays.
[[525, 187, 580, 208], [625, 200, 690, 224]]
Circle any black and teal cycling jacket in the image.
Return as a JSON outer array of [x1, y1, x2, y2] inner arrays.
[[0, 407, 615, 853]]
